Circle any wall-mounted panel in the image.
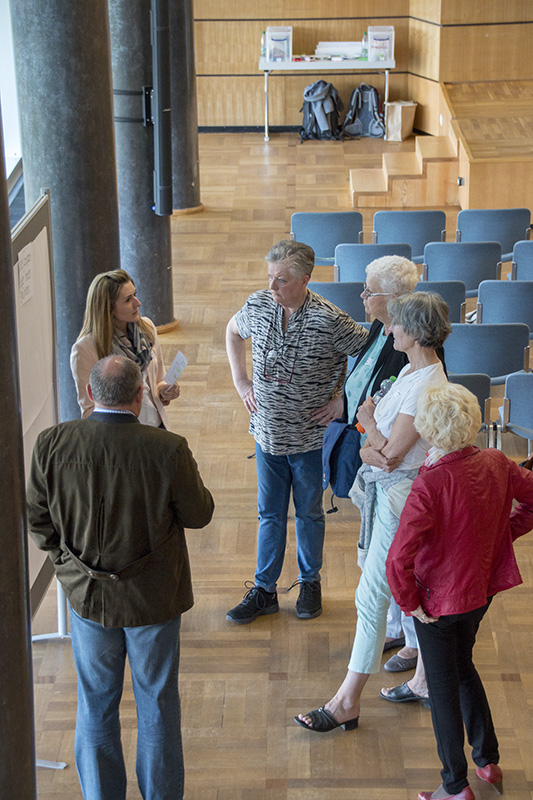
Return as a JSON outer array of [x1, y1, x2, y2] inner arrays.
[[439, 23, 533, 82], [194, 1, 409, 21]]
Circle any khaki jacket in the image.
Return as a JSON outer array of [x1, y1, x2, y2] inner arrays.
[[70, 317, 171, 429], [27, 412, 214, 627]]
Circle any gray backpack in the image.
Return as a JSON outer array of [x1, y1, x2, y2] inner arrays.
[[342, 83, 385, 138], [300, 80, 344, 141]]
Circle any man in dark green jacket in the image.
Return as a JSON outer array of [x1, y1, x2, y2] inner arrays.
[[27, 355, 214, 800]]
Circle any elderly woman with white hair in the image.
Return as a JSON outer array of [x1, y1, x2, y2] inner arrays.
[[296, 292, 450, 734], [386, 383, 533, 800], [320, 255, 425, 673]]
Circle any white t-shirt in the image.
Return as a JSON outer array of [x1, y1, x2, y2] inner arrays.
[[373, 361, 447, 471]]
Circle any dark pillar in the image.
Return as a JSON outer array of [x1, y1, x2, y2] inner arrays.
[[0, 110, 37, 800], [108, 0, 176, 328], [10, 0, 121, 422], [170, 0, 203, 213]]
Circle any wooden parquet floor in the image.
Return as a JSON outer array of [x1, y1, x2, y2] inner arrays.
[[32, 133, 533, 800], [446, 81, 533, 161]]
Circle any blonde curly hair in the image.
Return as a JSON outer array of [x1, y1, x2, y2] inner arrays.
[[415, 382, 481, 452]]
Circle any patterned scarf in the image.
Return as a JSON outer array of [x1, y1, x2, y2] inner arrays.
[[111, 322, 153, 374]]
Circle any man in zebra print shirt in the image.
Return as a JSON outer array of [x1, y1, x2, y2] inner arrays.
[[226, 239, 368, 624]]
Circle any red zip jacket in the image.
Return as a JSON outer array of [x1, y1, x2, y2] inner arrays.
[[386, 446, 533, 616]]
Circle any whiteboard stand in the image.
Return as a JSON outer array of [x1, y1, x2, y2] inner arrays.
[[32, 580, 70, 642]]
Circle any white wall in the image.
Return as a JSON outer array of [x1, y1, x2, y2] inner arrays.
[[0, 0, 22, 177]]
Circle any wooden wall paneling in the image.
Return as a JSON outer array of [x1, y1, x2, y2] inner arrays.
[[464, 159, 533, 210], [408, 18, 440, 81], [195, 19, 409, 76], [197, 73, 407, 127], [196, 76, 270, 127], [194, 0, 410, 21], [439, 23, 533, 82], [439, 0, 533, 25], [456, 134, 471, 209], [407, 74, 441, 134], [408, 0, 442, 25]]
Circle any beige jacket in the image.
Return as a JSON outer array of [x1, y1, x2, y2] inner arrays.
[[70, 316, 171, 429]]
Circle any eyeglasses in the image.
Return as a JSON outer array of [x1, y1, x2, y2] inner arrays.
[[263, 348, 297, 384], [362, 283, 394, 298]]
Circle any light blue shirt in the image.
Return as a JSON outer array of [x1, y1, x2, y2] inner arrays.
[[345, 329, 389, 424]]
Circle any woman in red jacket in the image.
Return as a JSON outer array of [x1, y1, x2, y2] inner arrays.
[[386, 382, 533, 800]]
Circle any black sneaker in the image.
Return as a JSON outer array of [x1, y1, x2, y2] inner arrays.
[[290, 580, 322, 619], [226, 582, 279, 625]]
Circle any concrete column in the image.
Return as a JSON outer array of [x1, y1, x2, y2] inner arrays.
[[170, 0, 203, 213], [0, 111, 37, 800], [109, 0, 176, 327], [10, 0, 121, 422]]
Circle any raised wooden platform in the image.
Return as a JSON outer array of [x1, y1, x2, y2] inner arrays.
[[351, 80, 533, 210], [446, 80, 533, 209]]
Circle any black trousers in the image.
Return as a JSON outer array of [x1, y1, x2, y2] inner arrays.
[[414, 599, 499, 794]]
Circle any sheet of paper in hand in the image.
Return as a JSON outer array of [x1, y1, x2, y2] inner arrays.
[[164, 350, 188, 385]]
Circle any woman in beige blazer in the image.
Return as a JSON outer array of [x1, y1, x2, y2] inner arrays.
[[70, 269, 179, 428]]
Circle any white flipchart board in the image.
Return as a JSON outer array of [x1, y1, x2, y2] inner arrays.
[[11, 192, 59, 615]]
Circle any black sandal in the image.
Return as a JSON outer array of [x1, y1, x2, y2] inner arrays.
[[293, 706, 359, 732]]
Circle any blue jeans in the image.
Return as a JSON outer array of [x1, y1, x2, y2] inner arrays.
[[69, 606, 183, 800], [254, 443, 325, 591]]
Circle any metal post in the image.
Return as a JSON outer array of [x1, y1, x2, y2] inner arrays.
[[264, 71, 270, 142], [108, 0, 176, 327], [0, 107, 37, 800], [169, 0, 203, 213], [10, 0, 121, 422]]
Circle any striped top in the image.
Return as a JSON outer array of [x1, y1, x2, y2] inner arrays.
[[235, 289, 368, 455]]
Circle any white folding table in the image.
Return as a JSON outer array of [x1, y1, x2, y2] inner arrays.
[[258, 57, 396, 142]]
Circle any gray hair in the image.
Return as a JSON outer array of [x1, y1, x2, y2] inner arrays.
[[387, 291, 451, 349], [415, 383, 481, 452], [265, 239, 315, 279], [366, 255, 419, 295], [90, 356, 142, 407]]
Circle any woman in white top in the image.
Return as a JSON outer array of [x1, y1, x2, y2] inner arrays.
[[295, 292, 451, 733], [70, 269, 180, 428]]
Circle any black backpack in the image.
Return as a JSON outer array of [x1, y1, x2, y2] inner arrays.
[[300, 80, 344, 141], [341, 83, 385, 138]]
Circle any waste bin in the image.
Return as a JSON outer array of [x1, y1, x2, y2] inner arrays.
[[385, 101, 417, 141]]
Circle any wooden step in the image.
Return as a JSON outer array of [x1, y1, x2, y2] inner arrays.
[[383, 151, 422, 179], [349, 168, 387, 197], [416, 135, 457, 161]]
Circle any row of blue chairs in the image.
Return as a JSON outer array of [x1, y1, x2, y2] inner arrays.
[[310, 278, 533, 339], [310, 280, 530, 385], [308, 280, 467, 323], [449, 373, 533, 455], [290, 208, 531, 265], [335, 240, 533, 285], [334, 241, 502, 296]]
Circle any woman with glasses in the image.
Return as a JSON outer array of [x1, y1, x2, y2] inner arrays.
[[295, 291, 451, 733], [70, 269, 180, 428], [322, 256, 427, 677]]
